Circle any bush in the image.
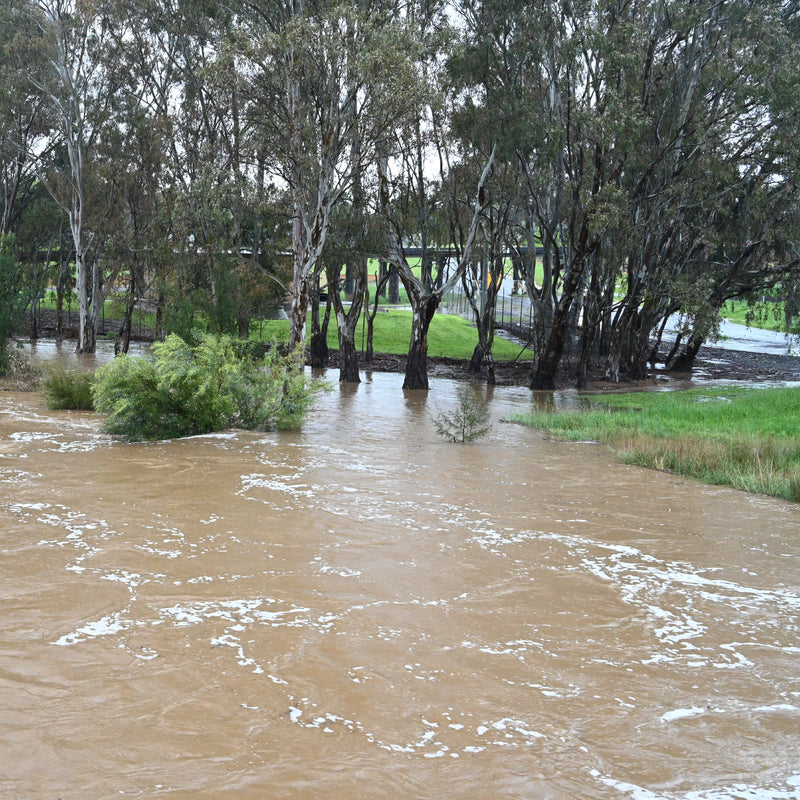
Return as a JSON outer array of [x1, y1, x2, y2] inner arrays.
[[42, 367, 95, 410], [0, 347, 41, 391], [92, 333, 320, 441], [431, 385, 492, 443]]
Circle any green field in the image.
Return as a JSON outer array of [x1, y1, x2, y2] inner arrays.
[[722, 300, 792, 333], [255, 308, 533, 362]]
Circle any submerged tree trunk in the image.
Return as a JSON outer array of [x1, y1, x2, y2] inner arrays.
[[469, 340, 496, 385], [309, 275, 331, 369], [75, 249, 96, 353], [364, 268, 392, 363], [337, 328, 361, 382], [530, 278, 579, 390], [403, 294, 439, 391], [530, 313, 566, 390], [331, 263, 366, 383], [55, 257, 66, 341]]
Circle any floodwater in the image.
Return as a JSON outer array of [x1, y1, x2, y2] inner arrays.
[[1, 366, 800, 800]]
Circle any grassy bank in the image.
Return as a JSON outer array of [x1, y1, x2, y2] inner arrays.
[[510, 387, 800, 502]]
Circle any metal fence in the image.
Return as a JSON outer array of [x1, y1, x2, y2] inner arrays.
[[441, 289, 535, 343]]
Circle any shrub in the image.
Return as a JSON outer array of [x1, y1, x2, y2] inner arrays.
[[431, 384, 492, 443], [92, 333, 320, 441], [0, 347, 41, 391], [42, 367, 95, 410]]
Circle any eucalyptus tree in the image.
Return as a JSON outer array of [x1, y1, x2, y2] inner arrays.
[[0, 1, 50, 239], [137, 0, 261, 338], [600, 0, 748, 381], [450, 0, 609, 389], [0, 234, 24, 370], [448, 0, 539, 384], [601, 0, 800, 380], [14, 0, 121, 353], [657, 6, 800, 370], [379, 131, 495, 390], [365, 0, 493, 390], [450, 0, 800, 388], [236, 0, 422, 352], [319, 196, 386, 382]]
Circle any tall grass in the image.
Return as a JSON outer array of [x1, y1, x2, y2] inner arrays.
[[510, 387, 800, 502]]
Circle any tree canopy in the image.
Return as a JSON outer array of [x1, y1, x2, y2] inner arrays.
[[3, 0, 799, 387]]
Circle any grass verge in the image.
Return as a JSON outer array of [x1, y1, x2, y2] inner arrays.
[[510, 387, 800, 503]]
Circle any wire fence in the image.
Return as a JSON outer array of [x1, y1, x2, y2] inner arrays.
[[441, 289, 535, 344]]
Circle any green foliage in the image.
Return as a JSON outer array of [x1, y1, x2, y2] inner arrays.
[[511, 387, 800, 502], [0, 236, 22, 374], [431, 385, 493, 443], [92, 333, 320, 441], [42, 367, 95, 410]]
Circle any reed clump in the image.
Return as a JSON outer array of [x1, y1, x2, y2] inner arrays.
[[510, 387, 800, 503]]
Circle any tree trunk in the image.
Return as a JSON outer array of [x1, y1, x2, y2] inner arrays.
[[288, 251, 309, 351], [29, 299, 39, 340], [669, 334, 703, 372], [55, 263, 65, 341], [338, 330, 360, 383], [309, 327, 329, 367], [288, 203, 309, 350], [75, 249, 90, 352], [403, 294, 439, 390], [388, 269, 400, 304], [117, 279, 135, 355], [530, 308, 567, 390], [332, 272, 365, 383], [309, 283, 331, 368], [469, 341, 495, 385]]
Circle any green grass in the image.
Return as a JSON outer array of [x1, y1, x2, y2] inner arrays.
[[722, 300, 789, 333], [510, 387, 800, 502], [253, 308, 533, 362], [38, 288, 534, 362]]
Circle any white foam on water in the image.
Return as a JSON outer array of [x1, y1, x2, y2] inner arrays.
[[592, 770, 800, 799]]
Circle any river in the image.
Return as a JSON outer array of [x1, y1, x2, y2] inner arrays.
[[1, 365, 799, 799]]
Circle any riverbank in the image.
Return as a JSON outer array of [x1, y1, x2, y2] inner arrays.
[[349, 345, 800, 390], [511, 385, 800, 503], [13, 306, 800, 390]]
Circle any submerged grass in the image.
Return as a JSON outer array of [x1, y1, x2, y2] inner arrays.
[[510, 387, 800, 503]]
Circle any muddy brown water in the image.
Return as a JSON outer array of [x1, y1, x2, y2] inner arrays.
[[2, 358, 800, 799]]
